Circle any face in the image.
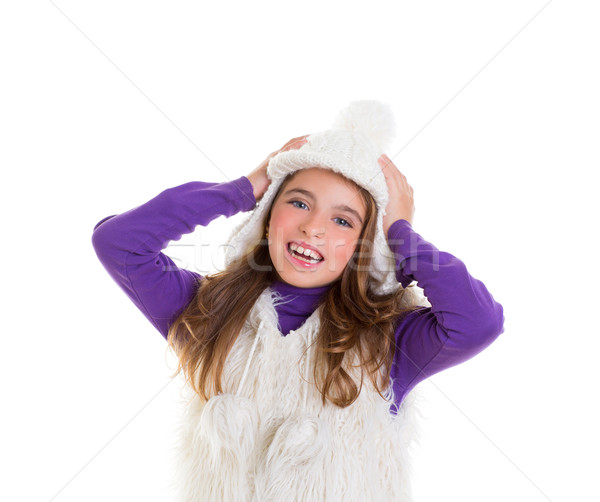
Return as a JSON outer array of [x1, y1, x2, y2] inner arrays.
[[267, 167, 367, 288]]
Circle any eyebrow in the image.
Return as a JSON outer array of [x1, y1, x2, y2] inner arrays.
[[283, 188, 364, 225]]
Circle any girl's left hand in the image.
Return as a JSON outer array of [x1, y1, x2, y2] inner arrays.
[[378, 154, 415, 236]]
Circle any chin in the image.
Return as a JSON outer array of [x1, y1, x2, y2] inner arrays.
[[287, 273, 335, 289]]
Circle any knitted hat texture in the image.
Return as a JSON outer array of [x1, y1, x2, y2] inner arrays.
[[223, 100, 402, 295]]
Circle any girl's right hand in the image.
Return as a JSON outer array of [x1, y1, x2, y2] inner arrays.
[[246, 135, 309, 202]]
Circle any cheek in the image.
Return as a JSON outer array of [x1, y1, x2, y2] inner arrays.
[[333, 237, 359, 267], [269, 205, 294, 229], [268, 211, 284, 234]]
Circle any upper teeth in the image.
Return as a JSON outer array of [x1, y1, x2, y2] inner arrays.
[[289, 243, 323, 261]]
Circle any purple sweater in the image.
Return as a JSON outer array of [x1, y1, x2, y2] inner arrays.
[[91, 176, 504, 410]]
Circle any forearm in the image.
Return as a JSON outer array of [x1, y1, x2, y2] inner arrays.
[[91, 176, 257, 337], [388, 219, 505, 403]]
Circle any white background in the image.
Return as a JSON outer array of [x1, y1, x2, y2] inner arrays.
[[1, 1, 599, 501]]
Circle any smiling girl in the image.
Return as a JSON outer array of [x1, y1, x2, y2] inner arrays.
[[92, 101, 504, 501]]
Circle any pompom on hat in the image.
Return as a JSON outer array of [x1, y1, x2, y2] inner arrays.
[[224, 100, 405, 295]]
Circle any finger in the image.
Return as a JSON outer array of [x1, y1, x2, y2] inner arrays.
[[380, 156, 410, 185], [282, 137, 308, 152], [286, 135, 309, 146], [378, 154, 395, 170], [290, 137, 308, 146], [289, 135, 309, 145]]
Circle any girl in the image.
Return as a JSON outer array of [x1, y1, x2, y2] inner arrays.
[[92, 101, 504, 501]]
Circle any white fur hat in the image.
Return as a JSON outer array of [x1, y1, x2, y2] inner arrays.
[[223, 100, 402, 295]]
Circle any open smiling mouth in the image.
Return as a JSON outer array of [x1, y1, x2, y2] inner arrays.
[[286, 242, 325, 266]]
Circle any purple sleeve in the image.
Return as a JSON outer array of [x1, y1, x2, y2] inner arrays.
[[387, 219, 505, 408], [91, 176, 257, 339]]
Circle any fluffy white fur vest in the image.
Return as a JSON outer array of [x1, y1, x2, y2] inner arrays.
[[169, 287, 425, 501]]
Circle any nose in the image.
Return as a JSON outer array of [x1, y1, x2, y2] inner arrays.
[[299, 214, 325, 238]]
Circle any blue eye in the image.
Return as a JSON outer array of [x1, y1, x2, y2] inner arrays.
[[290, 200, 308, 210], [334, 217, 352, 228]]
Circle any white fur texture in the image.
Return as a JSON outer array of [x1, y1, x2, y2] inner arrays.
[[170, 286, 429, 501], [332, 100, 396, 151], [223, 100, 403, 295]]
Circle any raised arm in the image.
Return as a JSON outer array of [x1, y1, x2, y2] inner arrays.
[[91, 176, 257, 339], [387, 219, 505, 406]]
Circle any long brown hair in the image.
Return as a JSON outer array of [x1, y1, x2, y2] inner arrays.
[[167, 171, 421, 408]]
